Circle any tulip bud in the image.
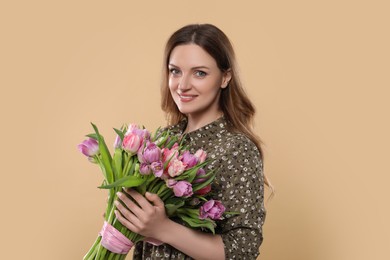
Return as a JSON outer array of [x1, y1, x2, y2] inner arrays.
[[172, 181, 193, 197], [139, 163, 152, 175], [194, 149, 207, 163], [199, 200, 226, 220], [151, 161, 163, 178], [168, 159, 186, 177], [122, 133, 142, 154], [143, 143, 161, 164], [181, 151, 198, 169], [166, 178, 177, 188], [113, 135, 122, 149], [194, 184, 212, 196], [193, 168, 206, 183], [78, 138, 99, 157]]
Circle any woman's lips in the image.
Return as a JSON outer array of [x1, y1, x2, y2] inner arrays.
[[178, 93, 197, 102]]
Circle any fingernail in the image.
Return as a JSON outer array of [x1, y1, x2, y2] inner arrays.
[[114, 200, 119, 206], [116, 192, 122, 197]]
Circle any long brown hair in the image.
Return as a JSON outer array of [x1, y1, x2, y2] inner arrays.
[[161, 24, 273, 191]]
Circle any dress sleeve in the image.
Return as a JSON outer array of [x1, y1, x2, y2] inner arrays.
[[213, 135, 266, 260]]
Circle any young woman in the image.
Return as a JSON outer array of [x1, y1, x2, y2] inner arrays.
[[114, 24, 271, 260]]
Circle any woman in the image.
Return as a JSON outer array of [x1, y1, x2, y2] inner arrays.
[[114, 24, 271, 260]]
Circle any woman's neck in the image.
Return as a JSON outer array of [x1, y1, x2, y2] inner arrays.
[[183, 111, 224, 134]]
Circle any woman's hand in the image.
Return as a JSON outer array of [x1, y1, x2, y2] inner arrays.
[[114, 189, 169, 239]]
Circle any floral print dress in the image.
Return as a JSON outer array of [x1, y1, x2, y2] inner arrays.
[[132, 116, 266, 260]]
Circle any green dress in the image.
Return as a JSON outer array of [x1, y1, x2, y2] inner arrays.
[[133, 116, 266, 260]]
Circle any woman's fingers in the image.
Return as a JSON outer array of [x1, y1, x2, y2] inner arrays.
[[114, 209, 138, 232], [145, 192, 164, 208], [123, 189, 154, 213], [116, 191, 144, 218], [114, 200, 142, 229]]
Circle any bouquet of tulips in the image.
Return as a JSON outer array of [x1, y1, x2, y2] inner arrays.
[[78, 123, 229, 260]]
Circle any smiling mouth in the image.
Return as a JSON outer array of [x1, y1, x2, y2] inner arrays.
[[178, 93, 197, 101]]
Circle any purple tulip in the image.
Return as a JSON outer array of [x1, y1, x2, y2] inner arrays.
[[181, 151, 198, 169], [142, 142, 161, 164], [113, 134, 122, 149], [166, 179, 177, 188], [199, 200, 226, 220], [172, 181, 193, 197], [122, 133, 142, 154], [126, 124, 151, 141], [193, 168, 206, 184], [78, 138, 99, 157], [151, 161, 163, 177], [139, 163, 152, 175]]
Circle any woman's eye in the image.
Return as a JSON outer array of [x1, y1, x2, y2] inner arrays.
[[169, 68, 180, 75], [195, 71, 207, 77]]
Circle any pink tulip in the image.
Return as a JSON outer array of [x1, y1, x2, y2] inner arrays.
[[193, 168, 206, 183], [168, 159, 186, 177], [199, 200, 226, 220], [194, 149, 207, 163], [122, 133, 142, 154], [151, 161, 163, 177], [166, 179, 177, 188], [172, 181, 193, 197], [139, 163, 152, 175], [126, 124, 150, 141], [78, 138, 99, 157], [113, 135, 122, 149], [181, 151, 198, 169], [142, 143, 161, 164], [162, 144, 179, 163]]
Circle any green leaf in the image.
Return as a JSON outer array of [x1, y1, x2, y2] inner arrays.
[[179, 215, 216, 234], [112, 148, 123, 179], [86, 133, 98, 140], [113, 128, 124, 141], [193, 171, 217, 192], [98, 174, 146, 189], [91, 122, 114, 183], [165, 200, 185, 216]]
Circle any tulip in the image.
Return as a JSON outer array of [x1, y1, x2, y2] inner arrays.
[[126, 124, 150, 140], [194, 149, 207, 163], [122, 133, 142, 154], [167, 159, 186, 177], [181, 151, 198, 169], [199, 200, 226, 220], [151, 161, 163, 178], [143, 142, 161, 164], [162, 144, 179, 163], [172, 181, 193, 197], [193, 168, 206, 183], [194, 184, 212, 196], [166, 178, 177, 188], [78, 138, 99, 157], [139, 163, 152, 175], [113, 134, 122, 149]]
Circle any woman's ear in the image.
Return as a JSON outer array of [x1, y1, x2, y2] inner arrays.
[[221, 69, 232, 89]]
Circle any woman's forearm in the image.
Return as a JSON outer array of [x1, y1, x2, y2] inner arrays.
[[155, 219, 225, 260]]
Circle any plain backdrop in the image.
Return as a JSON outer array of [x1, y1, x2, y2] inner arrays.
[[1, 1, 389, 259]]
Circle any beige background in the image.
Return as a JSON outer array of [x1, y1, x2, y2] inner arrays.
[[1, 1, 389, 259]]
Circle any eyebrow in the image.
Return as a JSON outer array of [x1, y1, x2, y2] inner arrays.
[[168, 63, 210, 70]]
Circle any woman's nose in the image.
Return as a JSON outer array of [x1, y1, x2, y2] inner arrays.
[[178, 74, 191, 91]]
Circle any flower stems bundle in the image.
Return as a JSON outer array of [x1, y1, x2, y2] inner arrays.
[[78, 123, 234, 259]]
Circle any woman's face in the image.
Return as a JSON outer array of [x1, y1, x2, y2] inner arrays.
[[168, 44, 231, 122]]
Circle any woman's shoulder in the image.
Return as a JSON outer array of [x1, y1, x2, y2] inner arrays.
[[222, 131, 262, 159]]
